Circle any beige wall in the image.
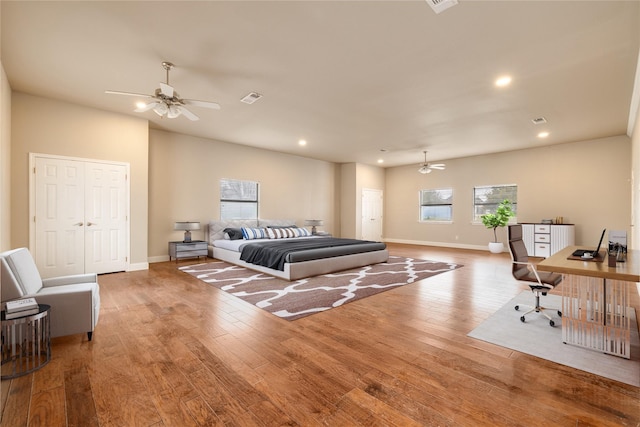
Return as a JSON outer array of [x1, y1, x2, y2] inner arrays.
[[6, 93, 637, 262], [148, 129, 338, 260], [631, 45, 640, 250], [385, 135, 631, 249], [0, 63, 10, 251], [632, 98, 640, 250], [11, 93, 149, 267], [340, 163, 357, 238]]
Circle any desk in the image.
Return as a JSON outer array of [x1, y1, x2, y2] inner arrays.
[[537, 246, 639, 359]]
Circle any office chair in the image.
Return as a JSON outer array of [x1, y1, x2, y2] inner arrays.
[[508, 225, 562, 326]]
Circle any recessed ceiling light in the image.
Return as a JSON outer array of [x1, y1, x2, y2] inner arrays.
[[298, 139, 307, 146], [537, 131, 550, 138], [495, 76, 512, 87], [135, 101, 147, 109], [377, 159, 384, 164]]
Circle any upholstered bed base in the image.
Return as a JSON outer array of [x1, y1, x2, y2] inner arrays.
[[210, 246, 389, 281]]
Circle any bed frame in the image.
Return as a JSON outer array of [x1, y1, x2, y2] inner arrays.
[[211, 246, 389, 281], [205, 219, 389, 281]]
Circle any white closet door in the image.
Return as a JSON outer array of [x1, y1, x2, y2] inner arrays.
[[361, 188, 383, 241], [33, 155, 129, 278], [35, 157, 85, 278], [84, 162, 127, 275]]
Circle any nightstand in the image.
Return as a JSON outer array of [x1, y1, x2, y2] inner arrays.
[[168, 240, 208, 261]]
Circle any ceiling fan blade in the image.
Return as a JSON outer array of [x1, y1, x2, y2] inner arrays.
[[183, 99, 221, 110], [429, 164, 446, 170], [177, 105, 200, 121], [105, 90, 153, 98], [159, 82, 174, 98], [134, 101, 160, 113]]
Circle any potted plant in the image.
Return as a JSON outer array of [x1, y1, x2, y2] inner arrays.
[[481, 199, 515, 253]]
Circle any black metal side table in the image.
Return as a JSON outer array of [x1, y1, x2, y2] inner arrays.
[[1, 304, 51, 379]]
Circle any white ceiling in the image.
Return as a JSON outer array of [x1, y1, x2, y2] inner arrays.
[[2, 1, 639, 168]]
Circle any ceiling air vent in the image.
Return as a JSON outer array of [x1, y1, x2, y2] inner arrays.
[[240, 92, 263, 104], [425, 0, 458, 14], [531, 117, 547, 125]]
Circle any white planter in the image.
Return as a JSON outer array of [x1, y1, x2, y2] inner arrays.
[[488, 242, 504, 253]]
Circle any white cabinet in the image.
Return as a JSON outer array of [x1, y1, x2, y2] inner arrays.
[[520, 224, 574, 258]]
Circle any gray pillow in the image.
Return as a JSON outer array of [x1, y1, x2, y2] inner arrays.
[[223, 227, 244, 240]]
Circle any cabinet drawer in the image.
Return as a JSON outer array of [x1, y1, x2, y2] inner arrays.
[[534, 224, 551, 233], [534, 234, 550, 243], [175, 249, 207, 259], [176, 242, 207, 251], [534, 243, 551, 258]]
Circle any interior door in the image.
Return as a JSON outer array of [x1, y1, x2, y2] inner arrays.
[[34, 157, 85, 278], [84, 162, 128, 275], [361, 188, 383, 241], [33, 155, 128, 278]]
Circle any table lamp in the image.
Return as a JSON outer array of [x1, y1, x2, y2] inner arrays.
[[174, 221, 200, 243], [304, 219, 323, 235]]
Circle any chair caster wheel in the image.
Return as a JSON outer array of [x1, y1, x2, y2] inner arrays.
[[549, 320, 555, 327], [557, 311, 562, 317], [520, 316, 525, 323], [515, 305, 520, 311]]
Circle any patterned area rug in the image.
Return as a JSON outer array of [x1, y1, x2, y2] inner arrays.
[[179, 256, 461, 320]]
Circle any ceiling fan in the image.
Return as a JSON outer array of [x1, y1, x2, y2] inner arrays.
[[418, 150, 446, 174], [105, 61, 220, 121]]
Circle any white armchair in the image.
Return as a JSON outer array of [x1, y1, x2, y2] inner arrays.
[[1, 248, 100, 340]]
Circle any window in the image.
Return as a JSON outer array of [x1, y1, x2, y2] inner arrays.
[[220, 178, 259, 220], [473, 184, 517, 222], [420, 188, 453, 222]]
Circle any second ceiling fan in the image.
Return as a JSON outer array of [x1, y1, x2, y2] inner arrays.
[[106, 61, 220, 121], [418, 151, 446, 174]]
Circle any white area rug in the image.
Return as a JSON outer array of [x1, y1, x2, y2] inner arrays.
[[468, 291, 639, 387]]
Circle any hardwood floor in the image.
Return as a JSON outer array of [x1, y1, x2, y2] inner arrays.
[[1, 244, 639, 426]]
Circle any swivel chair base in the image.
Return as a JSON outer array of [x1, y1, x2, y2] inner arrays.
[[515, 290, 562, 327]]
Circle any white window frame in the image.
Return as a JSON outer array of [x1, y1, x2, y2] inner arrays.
[[472, 184, 517, 223], [220, 178, 259, 220], [419, 188, 453, 223]]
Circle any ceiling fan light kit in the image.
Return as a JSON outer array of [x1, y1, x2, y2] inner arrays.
[[106, 61, 221, 121], [418, 150, 446, 174]]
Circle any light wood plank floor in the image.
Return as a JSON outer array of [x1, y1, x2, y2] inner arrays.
[[1, 244, 639, 426]]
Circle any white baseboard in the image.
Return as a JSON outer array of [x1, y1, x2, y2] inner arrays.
[[383, 238, 493, 252], [148, 255, 170, 263], [127, 262, 149, 271]]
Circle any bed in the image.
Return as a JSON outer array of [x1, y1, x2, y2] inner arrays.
[[205, 219, 389, 280]]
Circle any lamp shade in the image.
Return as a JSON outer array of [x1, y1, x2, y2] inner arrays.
[[174, 222, 201, 231], [174, 221, 200, 243]]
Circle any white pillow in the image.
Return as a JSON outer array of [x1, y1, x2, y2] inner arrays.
[[267, 227, 311, 239]]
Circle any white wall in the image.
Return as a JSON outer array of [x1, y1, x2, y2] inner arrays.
[[385, 136, 632, 249]]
